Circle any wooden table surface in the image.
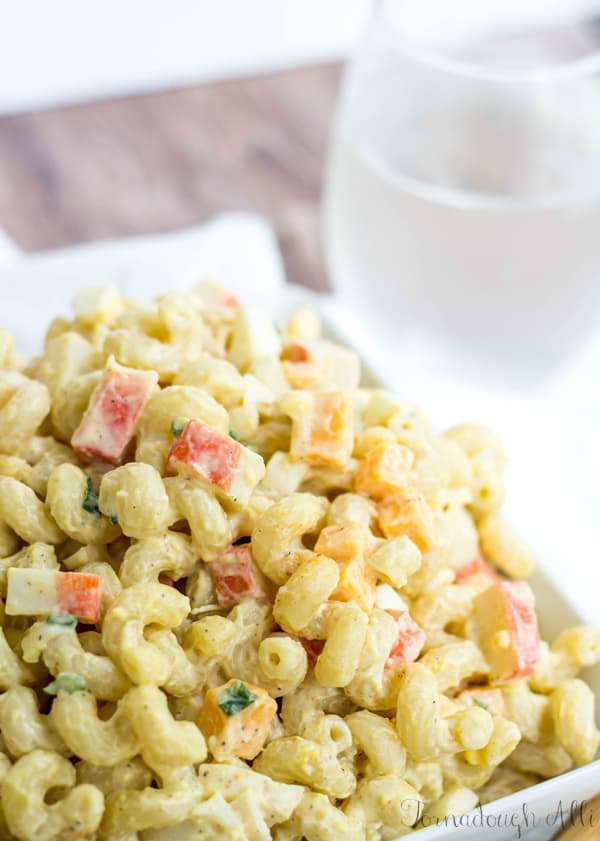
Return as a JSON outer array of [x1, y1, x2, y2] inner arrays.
[[0, 63, 343, 290]]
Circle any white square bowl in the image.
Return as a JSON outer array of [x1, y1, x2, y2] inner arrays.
[[2, 227, 599, 841], [281, 289, 600, 841]]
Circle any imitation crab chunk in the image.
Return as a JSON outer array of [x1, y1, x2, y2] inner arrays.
[[385, 609, 426, 668], [474, 580, 541, 681], [6, 568, 103, 623], [71, 356, 157, 464], [167, 419, 265, 505]]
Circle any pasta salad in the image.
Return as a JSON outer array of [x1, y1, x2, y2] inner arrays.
[[0, 282, 598, 841]]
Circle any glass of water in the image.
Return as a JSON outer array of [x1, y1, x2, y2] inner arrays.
[[323, 0, 600, 383]]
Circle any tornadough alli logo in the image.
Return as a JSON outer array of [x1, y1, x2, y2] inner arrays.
[[399, 798, 600, 838]]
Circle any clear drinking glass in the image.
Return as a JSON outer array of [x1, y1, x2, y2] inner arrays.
[[323, 0, 600, 383]]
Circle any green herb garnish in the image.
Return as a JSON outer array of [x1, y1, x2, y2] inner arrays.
[[273, 322, 281, 334], [109, 513, 119, 525], [46, 614, 76, 627], [171, 418, 186, 437], [44, 673, 87, 696], [82, 477, 100, 516], [473, 698, 489, 711], [228, 429, 256, 450], [217, 680, 258, 716]]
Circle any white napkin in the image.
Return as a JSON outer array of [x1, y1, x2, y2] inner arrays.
[[0, 229, 21, 269], [0, 214, 286, 357]]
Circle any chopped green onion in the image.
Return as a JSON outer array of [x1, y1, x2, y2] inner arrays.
[[473, 697, 489, 711], [109, 513, 119, 525], [82, 477, 100, 516], [171, 418, 186, 437], [46, 614, 76, 627], [228, 428, 256, 450], [273, 322, 282, 334], [217, 680, 258, 716], [44, 673, 87, 696]]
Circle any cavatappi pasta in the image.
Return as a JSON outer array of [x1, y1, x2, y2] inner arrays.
[[0, 282, 598, 841]]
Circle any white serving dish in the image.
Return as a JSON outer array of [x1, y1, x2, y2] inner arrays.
[[1, 224, 599, 841], [318, 310, 600, 841]]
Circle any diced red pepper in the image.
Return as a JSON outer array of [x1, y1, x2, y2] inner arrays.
[[211, 544, 266, 607], [385, 610, 426, 668], [71, 359, 157, 464], [298, 637, 325, 669]]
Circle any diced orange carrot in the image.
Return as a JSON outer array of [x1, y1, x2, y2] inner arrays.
[[314, 524, 376, 612], [376, 492, 437, 552], [167, 419, 264, 504], [211, 544, 266, 607], [455, 555, 500, 594], [198, 679, 276, 761], [473, 580, 541, 681], [385, 610, 426, 667], [71, 358, 157, 464], [355, 443, 414, 499]]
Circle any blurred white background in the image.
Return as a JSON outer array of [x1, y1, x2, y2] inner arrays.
[[2, 0, 600, 116], [0, 0, 370, 115]]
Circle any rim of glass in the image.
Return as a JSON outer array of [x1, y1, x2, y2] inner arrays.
[[379, 0, 600, 83]]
